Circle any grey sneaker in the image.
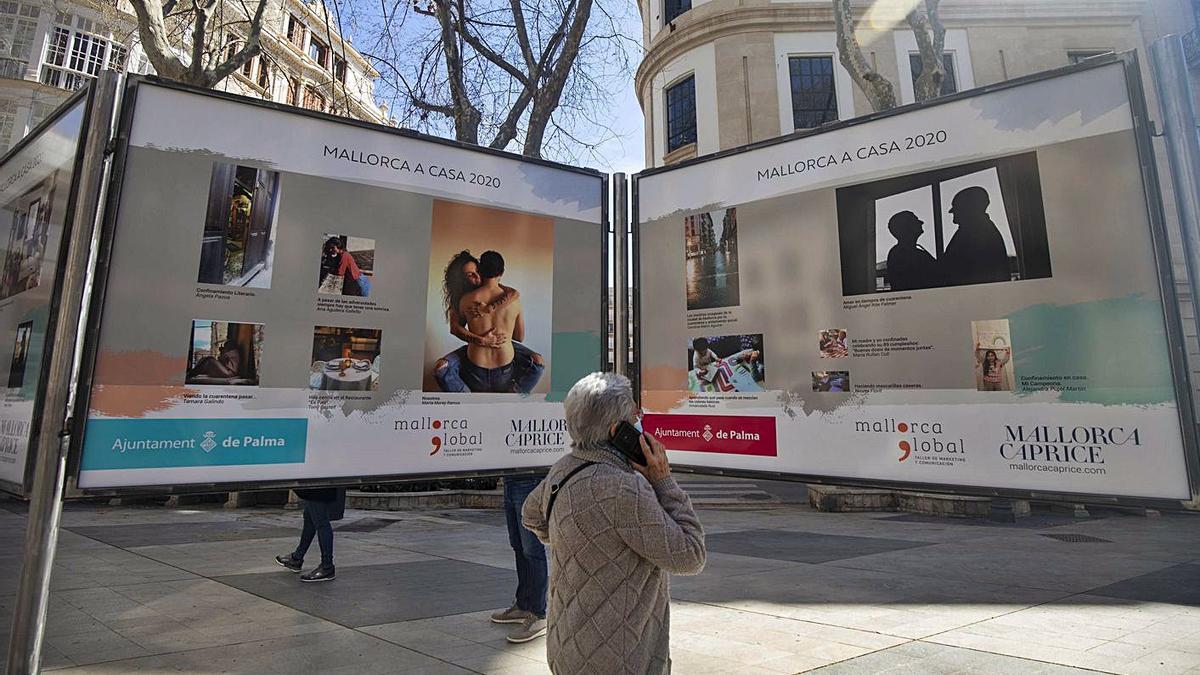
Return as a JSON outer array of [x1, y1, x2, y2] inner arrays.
[[490, 604, 533, 624], [506, 616, 547, 643]]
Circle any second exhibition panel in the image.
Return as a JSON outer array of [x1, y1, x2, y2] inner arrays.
[[74, 78, 606, 491], [634, 57, 1196, 502]]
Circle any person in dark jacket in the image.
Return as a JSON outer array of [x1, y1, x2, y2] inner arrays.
[[276, 487, 340, 582], [941, 187, 1011, 286], [884, 210, 939, 291]]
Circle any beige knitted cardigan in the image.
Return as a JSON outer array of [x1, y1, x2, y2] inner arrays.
[[522, 443, 706, 674]]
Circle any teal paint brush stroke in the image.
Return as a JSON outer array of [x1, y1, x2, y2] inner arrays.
[[1006, 294, 1177, 405], [548, 331, 602, 402]]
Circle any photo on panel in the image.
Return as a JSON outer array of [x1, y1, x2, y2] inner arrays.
[[971, 319, 1016, 392], [819, 328, 849, 358], [685, 207, 740, 311], [310, 326, 382, 391], [185, 319, 264, 386], [0, 171, 57, 301], [812, 370, 851, 393], [196, 163, 281, 288], [318, 234, 375, 298], [8, 320, 32, 389], [423, 200, 554, 395], [686, 333, 764, 393], [836, 152, 1051, 296]]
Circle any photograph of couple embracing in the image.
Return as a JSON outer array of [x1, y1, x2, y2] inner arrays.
[[423, 200, 555, 395]]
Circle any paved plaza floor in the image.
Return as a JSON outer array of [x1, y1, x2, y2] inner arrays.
[[1, 488, 1198, 674]]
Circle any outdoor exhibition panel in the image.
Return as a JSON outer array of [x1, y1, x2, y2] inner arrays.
[[0, 88, 94, 496], [73, 77, 606, 492], [634, 57, 1197, 502]]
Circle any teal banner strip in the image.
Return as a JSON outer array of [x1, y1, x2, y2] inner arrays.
[[82, 418, 307, 470]]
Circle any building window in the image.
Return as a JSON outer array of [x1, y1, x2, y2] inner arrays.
[[287, 14, 306, 50], [40, 23, 124, 91], [664, 0, 690, 24], [908, 52, 958, 97], [308, 37, 329, 69], [0, 2, 40, 79], [257, 60, 270, 91], [303, 84, 326, 111], [1068, 50, 1113, 64], [286, 77, 299, 105], [789, 55, 838, 130], [333, 56, 346, 84], [665, 75, 696, 153], [0, 99, 15, 151], [241, 56, 253, 78], [27, 100, 55, 130]]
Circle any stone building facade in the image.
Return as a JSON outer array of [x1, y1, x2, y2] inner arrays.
[[636, 0, 1199, 168], [0, 0, 387, 153]]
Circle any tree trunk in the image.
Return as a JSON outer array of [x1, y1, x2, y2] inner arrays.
[[128, 0, 268, 88], [832, 0, 896, 112], [522, 0, 593, 157], [908, 0, 946, 103]]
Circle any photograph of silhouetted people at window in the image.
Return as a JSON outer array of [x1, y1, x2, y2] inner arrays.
[[196, 163, 280, 288], [0, 172, 57, 301], [685, 207, 740, 311], [185, 320, 263, 386], [8, 320, 32, 389], [318, 235, 374, 297], [836, 152, 1051, 296], [686, 334, 764, 393], [819, 328, 849, 358]]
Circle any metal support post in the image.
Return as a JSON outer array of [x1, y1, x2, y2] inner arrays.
[[613, 173, 630, 376]]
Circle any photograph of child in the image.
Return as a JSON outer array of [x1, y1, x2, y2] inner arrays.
[[423, 200, 554, 395], [318, 235, 374, 298], [686, 334, 764, 393], [819, 329, 849, 358], [812, 371, 850, 393], [972, 319, 1016, 392], [185, 320, 263, 386], [309, 326, 381, 391]]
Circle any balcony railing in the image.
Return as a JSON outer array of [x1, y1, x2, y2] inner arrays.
[[39, 65, 90, 91], [0, 58, 28, 80]]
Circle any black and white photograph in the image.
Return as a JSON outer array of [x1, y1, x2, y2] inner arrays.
[[685, 207, 739, 311], [0, 172, 57, 301], [196, 163, 281, 288], [836, 152, 1052, 296]]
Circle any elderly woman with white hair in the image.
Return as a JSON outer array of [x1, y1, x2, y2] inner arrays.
[[522, 372, 705, 674]]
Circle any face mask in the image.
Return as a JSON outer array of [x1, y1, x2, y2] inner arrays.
[[633, 418, 644, 434]]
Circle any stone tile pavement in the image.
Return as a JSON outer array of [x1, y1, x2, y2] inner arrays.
[[0, 493, 1198, 674]]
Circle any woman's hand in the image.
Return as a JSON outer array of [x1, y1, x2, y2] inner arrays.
[[475, 329, 509, 348], [632, 433, 671, 483]]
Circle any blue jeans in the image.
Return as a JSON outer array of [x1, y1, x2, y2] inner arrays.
[[294, 499, 334, 568], [504, 476, 547, 617], [435, 343, 544, 393]]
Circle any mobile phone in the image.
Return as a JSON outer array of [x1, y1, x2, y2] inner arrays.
[[610, 420, 648, 466]]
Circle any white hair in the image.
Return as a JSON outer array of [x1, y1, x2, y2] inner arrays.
[[563, 372, 637, 447]]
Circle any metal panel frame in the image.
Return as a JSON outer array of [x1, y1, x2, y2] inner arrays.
[[631, 52, 1200, 509], [0, 84, 99, 498], [64, 75, 610, 498]]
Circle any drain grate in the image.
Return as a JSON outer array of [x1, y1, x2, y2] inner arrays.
[[1040, 533, 1112, 543]]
